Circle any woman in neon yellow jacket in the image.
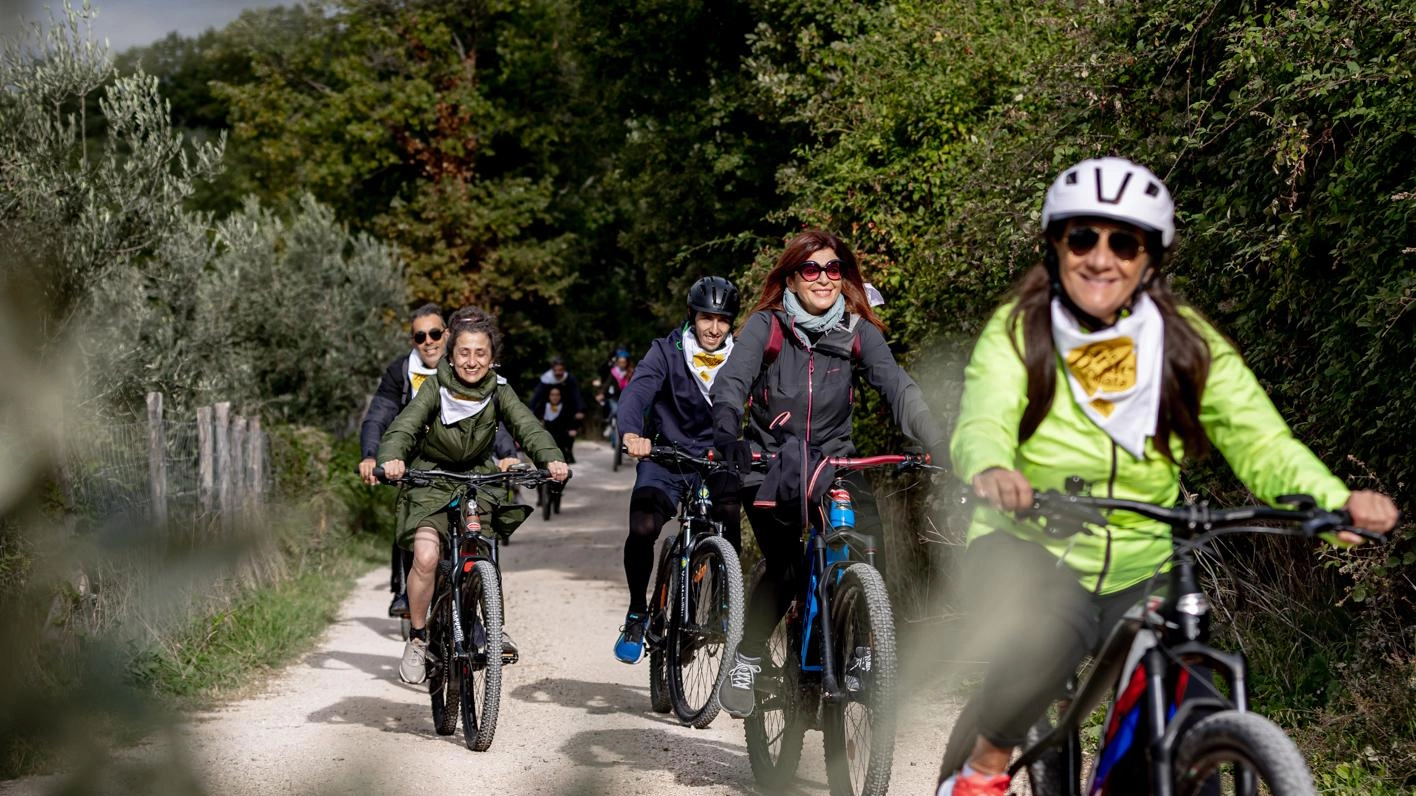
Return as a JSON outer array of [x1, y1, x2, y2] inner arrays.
[[936, 157, 1399, 796]]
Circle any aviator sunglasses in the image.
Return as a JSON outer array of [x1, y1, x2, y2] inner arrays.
[[412, 328, 446, 344], [796, 259, 845, 282], [1065, 226, 1145, 261]]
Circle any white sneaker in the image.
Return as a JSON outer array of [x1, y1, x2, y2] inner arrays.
[[399, 637, 430, 684]]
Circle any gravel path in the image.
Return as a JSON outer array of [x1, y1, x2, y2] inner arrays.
[[2, 440, 964, 796]]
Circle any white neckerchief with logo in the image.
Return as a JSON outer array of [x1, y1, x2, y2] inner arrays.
[[1050, 294, 1164, 459], [683, 327, 734, 403], [407, 350, 440, 400], [439, 375, 507, 426]]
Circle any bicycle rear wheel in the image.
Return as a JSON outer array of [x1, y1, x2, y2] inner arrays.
[[540, 483, 552, 522], [823, 563, 898, 796], [744, 559, 807, 790], [648, 539, 673, 714], [1173, 710, 1315, 796], [428, 564, 460, 736], [458, 560, 504, 751], [666, 535, 744, 728]]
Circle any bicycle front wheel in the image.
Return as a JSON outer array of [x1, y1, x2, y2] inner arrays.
[[1173, 711, 1315, 796], [667, 535, 744, 728], [611, 419, 623, 472], [458, 560, 504, 751], [428, 564, 460, 736], [541, 483, 553, 522], [744, 559, 807, 790], [822, 563, 898, 796]]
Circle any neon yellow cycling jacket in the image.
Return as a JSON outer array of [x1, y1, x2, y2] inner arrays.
[[951, 302, 1351, 595]]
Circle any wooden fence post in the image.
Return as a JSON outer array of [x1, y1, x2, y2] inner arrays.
[[231, 416, 248, 518], [215, 402, 232, 524], [146, 392, 168, 528], [247, 417, 264, 512], [197, 405, 214, 517]]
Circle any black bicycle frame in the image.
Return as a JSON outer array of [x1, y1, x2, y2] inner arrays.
[[442, 486, 500, 667]]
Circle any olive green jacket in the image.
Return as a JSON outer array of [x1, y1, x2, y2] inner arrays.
[[378, 361, 564, 540], [951, 302, 1350, 595]]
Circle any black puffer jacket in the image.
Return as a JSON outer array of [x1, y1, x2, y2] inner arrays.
[[710, 309, 945, 467]]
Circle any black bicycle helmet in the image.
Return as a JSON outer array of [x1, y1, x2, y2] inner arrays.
[[686, 276, 741, 320]]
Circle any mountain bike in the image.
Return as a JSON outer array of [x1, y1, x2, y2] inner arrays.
[[377, 464, 564, 751], [942, 479, 1391, 796], [638, 445, 745, 728], [745, 452, 932, 796]]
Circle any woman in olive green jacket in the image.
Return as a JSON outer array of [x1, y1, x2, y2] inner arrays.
[[378, 312, 569, 685]]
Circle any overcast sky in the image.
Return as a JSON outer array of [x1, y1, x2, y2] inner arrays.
[[3, 0, 284, 53]]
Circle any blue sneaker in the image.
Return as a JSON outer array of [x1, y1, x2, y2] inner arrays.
[[614, 612, 648, 664]]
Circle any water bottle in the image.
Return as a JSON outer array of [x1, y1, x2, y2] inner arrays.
[[826, 488, 853, 568], [828, 488, 855, 531]]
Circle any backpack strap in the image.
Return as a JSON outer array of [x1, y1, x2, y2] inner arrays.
[[763, 313, 785, 366]]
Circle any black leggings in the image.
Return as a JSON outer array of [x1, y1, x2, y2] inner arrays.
[[739, 470, 880, 657], [940, 532, 1223, 790], [623, 472, 741, 613], [389, 542, 413, 594]]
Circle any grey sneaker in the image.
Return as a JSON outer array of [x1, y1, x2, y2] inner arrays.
[[718, 652, 762, 718], [399, 637, 430, 684]]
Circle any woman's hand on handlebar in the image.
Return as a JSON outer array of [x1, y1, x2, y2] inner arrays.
[[972, 467, 1033, 512], [622, 433, 652, 459], [547, 461, 570, 481], [381, 459, 406, 482], [496, 457, 521, 472], [1340, 490, 1400, 545]]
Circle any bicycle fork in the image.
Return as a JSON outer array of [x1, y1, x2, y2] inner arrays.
[[812, 533, 843, 700]]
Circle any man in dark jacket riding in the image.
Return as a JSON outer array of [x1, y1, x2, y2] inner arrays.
[[612, 276, 744, 665]]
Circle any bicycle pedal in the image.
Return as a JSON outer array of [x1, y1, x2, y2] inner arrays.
[[502, 650, 519, 664]]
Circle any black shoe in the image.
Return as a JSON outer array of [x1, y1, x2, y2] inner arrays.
[[388, 593, 409, 618]]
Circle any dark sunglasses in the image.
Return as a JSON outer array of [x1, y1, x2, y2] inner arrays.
[[796, 259, 845, 282], [1065, 226, 1145, 261], [412, 328, 445, 344]]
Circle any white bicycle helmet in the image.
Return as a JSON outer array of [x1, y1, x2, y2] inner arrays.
[[1041, 157, 1175, 248]]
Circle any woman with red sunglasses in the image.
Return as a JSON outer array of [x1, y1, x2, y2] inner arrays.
[[709, 228, 947, 718], [936, 157, 1398, 796]]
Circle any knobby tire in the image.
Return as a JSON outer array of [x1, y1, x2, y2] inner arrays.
[[459, 559, 504, 751], [648, 539, 673, 714], [429, 562, 460, 736], [823, 564, 898, 796], [744, 559, 807, 790], [666, 536, 744, 728], [1173, 711, 1315, 796]]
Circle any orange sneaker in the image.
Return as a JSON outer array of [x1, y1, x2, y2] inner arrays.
[[936, 769, 1011, 796]]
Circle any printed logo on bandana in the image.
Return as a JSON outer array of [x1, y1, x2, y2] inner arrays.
[[693, 351, 726, 382], [411, 372, 430, 395], [1065, 338, 1136, 418]]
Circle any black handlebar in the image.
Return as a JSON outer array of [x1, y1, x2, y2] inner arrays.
[[965, 485, 1388, 544], [372, 464, 569, 489]]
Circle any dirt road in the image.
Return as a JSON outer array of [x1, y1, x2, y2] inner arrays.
[[3, 440, 962, 795]]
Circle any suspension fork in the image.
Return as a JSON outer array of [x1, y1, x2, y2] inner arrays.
[[812, 532, 842, 699], [1144, 645, 1174, 796]]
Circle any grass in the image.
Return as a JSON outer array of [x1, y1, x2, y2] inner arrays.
[[127, 530, 384, 703]]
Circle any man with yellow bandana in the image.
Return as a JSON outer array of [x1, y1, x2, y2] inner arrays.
[[936, 158, 1399, 796], [611, 276, 744, 666]]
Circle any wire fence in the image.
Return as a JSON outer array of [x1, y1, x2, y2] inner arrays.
[[60, 393, 270, 537]]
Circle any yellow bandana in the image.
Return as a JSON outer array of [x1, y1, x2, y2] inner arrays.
[[692, 350, 726, 379], [411, 372, 431, 396]]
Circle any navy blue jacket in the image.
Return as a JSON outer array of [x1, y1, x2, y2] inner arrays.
[[618, 327, 722, 457]]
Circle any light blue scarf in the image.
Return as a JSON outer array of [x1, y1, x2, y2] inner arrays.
[[782, 290, 846, 346]]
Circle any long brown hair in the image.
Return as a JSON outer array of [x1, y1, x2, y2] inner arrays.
[[750, 229, 886, 332], [1008, 240, 1212, 464]]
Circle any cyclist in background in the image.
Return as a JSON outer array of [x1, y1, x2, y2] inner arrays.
[[937, 157, 1398, 796], [359, 304, 447, 619], [530, 356, 586, 462], [708, 230, 947, 718], [612, 276, 743, 665], [533, 384, 579, 463], [377, 311, 569, 685]]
